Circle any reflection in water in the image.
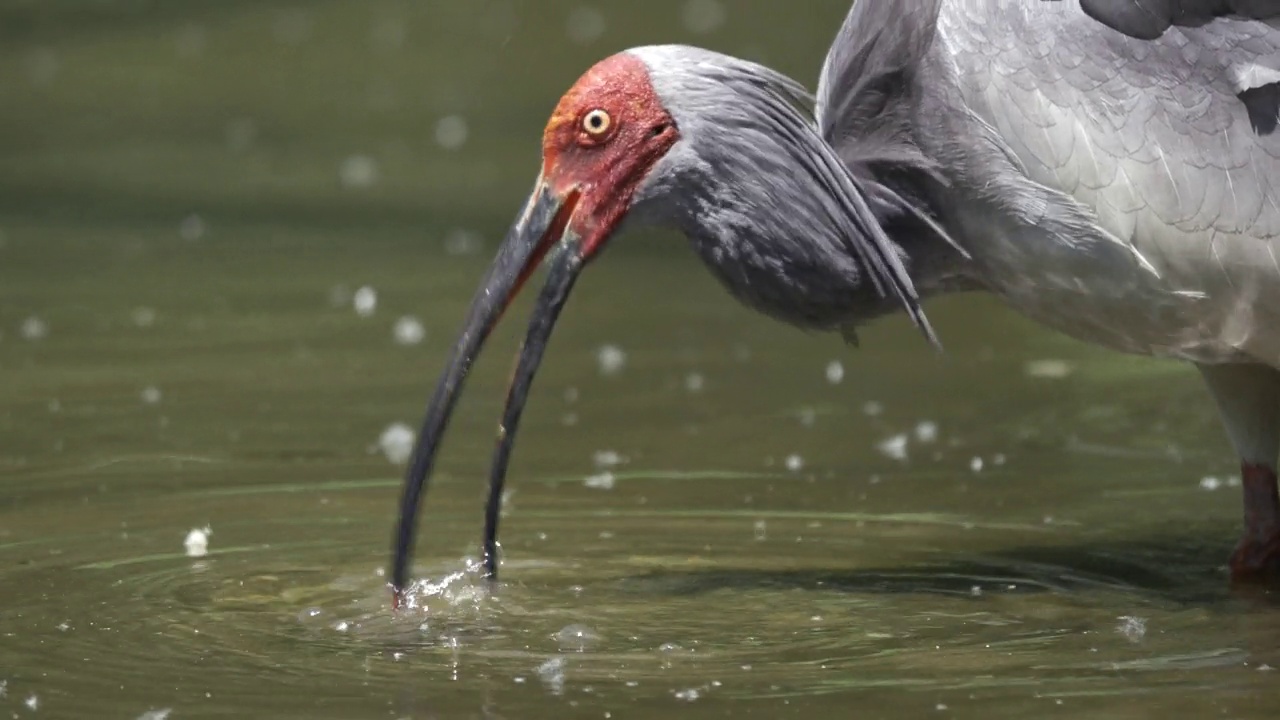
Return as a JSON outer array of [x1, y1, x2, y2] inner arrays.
[[1, 0, 1278, 717]]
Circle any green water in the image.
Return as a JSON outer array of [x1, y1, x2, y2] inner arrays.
[[3, 1, 1278, 717]]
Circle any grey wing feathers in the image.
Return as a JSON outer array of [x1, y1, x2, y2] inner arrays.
[[939, 0, 1280, 360], [1079, 0, 1280, 40]]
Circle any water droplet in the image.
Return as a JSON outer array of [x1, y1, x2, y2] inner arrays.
[[536, 657, 566, 695], [379, 422, 415, 465], [1199, 476, 1222, 491], [969, 456, 984, 472], [825, 360, 844, 384], [862, 400, 883, 416], [877, 433, 908, 461], [353, 286, 378, 317], [673, 687, 701, 702], [20, 316, 47, 341], [566, 6, 606, 44], [25, 694, 39, 711], [592, 449, 623, 467], [435, 115, 469, 150], [914, 421, 938, 443], [554, 624, 600, 651], [753, 520, 767, 541], [1025, 358, 1073, 379], [137, 709, 172, 720], [583, 472, 615, 490], [340, 154, 379, 189], [184, 526, 211, 558], [1116, 615, 1146, 642], [684, 372, 704, 392], [784, 454, 804, 472], [596, 345, 626, 375], [179, 213, 206, 241], [443, 228, 484, 256], [131, 307, 157, 328], [140, 386, 162, 405], [393, 316, 426, 346]]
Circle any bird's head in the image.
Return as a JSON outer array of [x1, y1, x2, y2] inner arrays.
[[391, 46, 940, 599]]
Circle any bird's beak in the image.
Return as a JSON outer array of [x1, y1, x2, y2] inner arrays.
[[390, 176, 588, 603]]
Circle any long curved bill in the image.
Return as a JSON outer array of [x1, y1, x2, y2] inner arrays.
[[390, 177, 584, 604]]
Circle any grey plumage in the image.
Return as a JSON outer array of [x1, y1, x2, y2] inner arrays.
[[622, 0, 1280, 572], [1078, 0, 1280, 39]]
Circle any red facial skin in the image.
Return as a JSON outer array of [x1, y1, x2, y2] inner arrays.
[[540, 53, 680, 258]]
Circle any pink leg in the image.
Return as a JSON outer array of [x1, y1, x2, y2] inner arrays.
[[1229, 462, 1280, 581]]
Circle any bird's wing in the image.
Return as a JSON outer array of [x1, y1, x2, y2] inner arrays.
[[939, 0, 1280, 360], [815, 0, 942, 166], [1078, 0, 1280, 40]]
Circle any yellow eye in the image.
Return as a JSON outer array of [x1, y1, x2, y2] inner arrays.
[[581, 109, 612, 136]]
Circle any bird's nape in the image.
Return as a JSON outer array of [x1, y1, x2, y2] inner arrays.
[[389, 178, 585, 602]]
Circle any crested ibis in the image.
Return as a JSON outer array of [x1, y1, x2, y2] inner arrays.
[[390, 0, 1280, 599]]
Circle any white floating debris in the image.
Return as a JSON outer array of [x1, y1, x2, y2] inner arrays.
[[877, 433, 909, 461], [583, 472, 615, 490], [536, 656, 566, 695], [970, 456, 984, 472], [179, 213, 206, 241], [674, 687, 701, 702], [184, 526, 211, 557], [392, 315, 426, 346], [753, 520, 767, 540], [681, 0, 727, 34], [25, 694, 38, 711], [435, 114, 469, 150], [1199, 476, 1222, 491], [20, 316, 48, 341], [352, 285, 378, 317], [825, 360, 845, 384], [443, 228, 484, 256], [137, 709, 172, 720], [914, 421, 939, 443], [379, 422, 415, 465], [554, 623, 600, 651], [566, 6, 606, 45], [1116, 615, 1146, 643], [1025, 359, 1074, 379], [140, 386, 163, 405], [596, 344, 626, 375], [339, 154, 380, 189], [131, 306, 157, 328], [592, 449, 624, 467], [862, 400, 883, 416], [784, 454, 804, 472], [684, 372, 704, 392]]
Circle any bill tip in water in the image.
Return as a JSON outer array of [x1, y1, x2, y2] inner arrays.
[[390, 583, 405, 611]]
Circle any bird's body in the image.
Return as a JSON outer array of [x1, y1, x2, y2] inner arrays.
[[934, 0, 1280, 364], [390, 0, 1280, 595]]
